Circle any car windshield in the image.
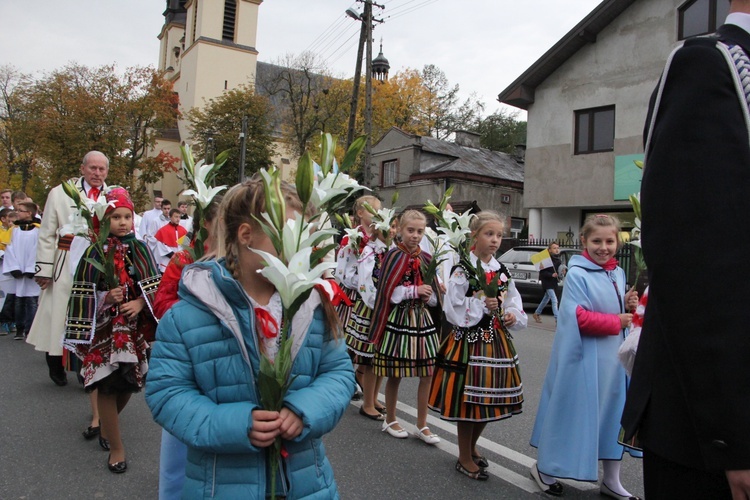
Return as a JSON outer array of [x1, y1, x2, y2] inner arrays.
[[499, 249, 538, 265]]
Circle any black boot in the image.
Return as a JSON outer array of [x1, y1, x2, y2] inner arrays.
[[45, 353, 67, 386]]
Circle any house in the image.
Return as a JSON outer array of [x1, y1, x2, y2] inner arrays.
[[497, 0, 727, 241], [371, 127, 526, 236]]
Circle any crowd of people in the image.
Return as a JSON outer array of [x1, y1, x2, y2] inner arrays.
[[7, 6, 750, 496]]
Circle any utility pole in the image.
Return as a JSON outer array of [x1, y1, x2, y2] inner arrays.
[[238, 115, 248, 182], [346, 0, 383, 187]]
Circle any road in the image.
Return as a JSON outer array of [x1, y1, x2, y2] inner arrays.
[[0, 311, 644, 499]]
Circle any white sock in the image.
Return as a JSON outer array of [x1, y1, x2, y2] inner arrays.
[[602, 460, 631, 496]]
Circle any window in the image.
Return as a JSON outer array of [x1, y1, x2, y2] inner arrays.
[[678, 0, 730, 40], [574, 105, 615, 155], [191, 0, 198, 44], [223, 0, 236, 42], [381, 160, 398, 187]]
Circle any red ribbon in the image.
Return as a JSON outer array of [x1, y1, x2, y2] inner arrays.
[[485, 271, 496, 284], [254, 308, 279, 339], [326, 280, 353, 307]]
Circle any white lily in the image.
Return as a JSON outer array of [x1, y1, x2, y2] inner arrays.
[[343, 227, 362, 251], [310, 171, 368, 209], [443, 209, 475, 232], [82, 198, 116, 222], [251, 246, 335, 310], [370, 207, 397, 233], [437, 224, 471, 249], [182, 161, 227, 209]]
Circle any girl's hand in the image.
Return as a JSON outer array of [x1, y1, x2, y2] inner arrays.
[[279, 407, 304, 440], [417, 284, 432, 302], [249, 410, 282, 448], [619, 313, 634, 329], [625, 286, 638, 312], [106, 287, 124, 304], [484, 297, 499, 311], [503, 312, 516, 327], [119, 297, 145, 321]]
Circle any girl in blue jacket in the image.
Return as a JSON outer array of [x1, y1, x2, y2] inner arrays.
[[146, 179, 355, 499]]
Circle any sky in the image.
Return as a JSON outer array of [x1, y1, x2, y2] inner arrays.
[[0, 0, 602, 117]]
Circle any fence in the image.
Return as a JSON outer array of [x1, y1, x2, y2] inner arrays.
[[501, 238, 644, 289]]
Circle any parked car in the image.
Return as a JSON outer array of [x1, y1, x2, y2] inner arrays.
[[497, 246, 581, 304]]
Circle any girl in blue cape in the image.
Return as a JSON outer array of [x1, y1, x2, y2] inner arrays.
[[529, 214, 641, 499]]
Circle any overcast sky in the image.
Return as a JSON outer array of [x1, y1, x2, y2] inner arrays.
[[0, 0, 602, 116]]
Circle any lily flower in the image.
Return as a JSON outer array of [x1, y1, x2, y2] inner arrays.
[[369, 206, 398, 233], [437, 224, 471, 249], [251, 246, 335, 310], [182, 161, 227, 209], [443, 209, 475, 232], [310, 171, 368, 209]]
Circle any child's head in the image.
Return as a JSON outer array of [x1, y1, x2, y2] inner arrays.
[[580, 214, 621, 266], [217, 177, 304, 280], [0, 189, 12, 208], [352, 195, 380, 230], [15, 201, 37, 220], [169, 208, 182, 225], [11, 190, 27, 208], [398, 210, 426, 251], [470, 211, 504, 259], [195, 195, 223, 254], [0, 208, 13, 226], [548, 241, 561, 254], [389, 215, 400, 241], [104, 187, 135, 237]]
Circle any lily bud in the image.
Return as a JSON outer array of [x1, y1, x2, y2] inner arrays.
[[296, 152, 314, 207]]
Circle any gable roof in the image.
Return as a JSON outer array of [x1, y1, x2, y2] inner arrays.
[[418, 135, 524, 183], [497, 0, 637, 110]]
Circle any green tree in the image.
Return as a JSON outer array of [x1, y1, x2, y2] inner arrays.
[[477, 110, 527, 153], [186, 84, 275, 186]]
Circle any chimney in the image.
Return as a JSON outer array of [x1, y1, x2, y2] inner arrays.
[[454, 130, 481, 149], [513, 144, 526, 162]]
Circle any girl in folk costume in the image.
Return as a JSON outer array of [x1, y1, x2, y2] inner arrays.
[[371, 210, 441, 444], [428, 211, 527, 480], [344, 196, 389, 420], [63, 187, 160, 474], [333, 199, 371, 331], [529, 215, 640, 499]]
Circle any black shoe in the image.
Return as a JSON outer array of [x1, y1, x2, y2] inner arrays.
[[83, 425, 100, 439], [99, 436, 110, 451], [107, 455, 127, 474], [49, 371, 68, 386], [472, 454, 489, 468], [455, 460, 489, 481], [530, 462, 563, 496], [359, 406, 385, 421]]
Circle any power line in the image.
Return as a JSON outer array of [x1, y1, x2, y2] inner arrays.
[[306, 15, 349, 53], [316, 22, 361, 62], [386, 0, 440, 22]]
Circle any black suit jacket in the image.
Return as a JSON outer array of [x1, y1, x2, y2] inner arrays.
[[622, 24, 750, 471]]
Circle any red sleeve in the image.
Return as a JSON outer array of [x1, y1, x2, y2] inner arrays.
[[576, 305, 621, 336], [152, 252, 192, 319]]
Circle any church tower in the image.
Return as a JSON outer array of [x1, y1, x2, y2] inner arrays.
[[151, 0, 262, 202], [372, 40, 390, 82]]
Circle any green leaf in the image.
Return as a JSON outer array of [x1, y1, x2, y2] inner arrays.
[[311, 243, 337, 265], [391, 191, 399, 207], [84, 257, 107, 275], [439, 186, 455, 211], [341, 135, 366, 172]]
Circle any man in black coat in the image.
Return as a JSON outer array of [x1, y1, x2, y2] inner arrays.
[[622, 2, 750, 498]]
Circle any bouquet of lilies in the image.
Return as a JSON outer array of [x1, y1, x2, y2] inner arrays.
[[61, 181, 119, 289], [179, 145, 228, 259], [250, 132, 367, 499], [362, 191, 399, 248]]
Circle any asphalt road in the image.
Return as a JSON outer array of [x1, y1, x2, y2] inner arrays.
[[0, 310, 644, 499]]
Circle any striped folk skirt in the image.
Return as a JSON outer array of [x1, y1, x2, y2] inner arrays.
[[373, 301, 439, 378], [335, 286, 358, 330], [428, 317, 523, 422], [345, 299, 376, 365]]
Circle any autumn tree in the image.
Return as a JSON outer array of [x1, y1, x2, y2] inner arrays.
[[419, 64, 484, 140], [186, 84, 275, 186], [2, 64, 180, 205], [0, 65, 35, 191]]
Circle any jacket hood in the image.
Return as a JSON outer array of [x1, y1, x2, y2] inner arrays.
[[179, 258, 321, 362]]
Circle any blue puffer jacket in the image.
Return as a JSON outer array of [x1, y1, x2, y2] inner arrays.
[[146, 259, 355, 499]]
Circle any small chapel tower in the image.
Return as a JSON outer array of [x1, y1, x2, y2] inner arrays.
[[372, 40, 390, 82]]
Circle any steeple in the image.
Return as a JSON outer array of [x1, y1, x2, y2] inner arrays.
[[372, 39, 390, 82]]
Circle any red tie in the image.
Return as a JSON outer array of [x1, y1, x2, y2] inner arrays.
[[88, 187, 100, 200]]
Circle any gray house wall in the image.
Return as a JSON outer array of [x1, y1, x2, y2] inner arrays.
[[526, 0, 679, 208]]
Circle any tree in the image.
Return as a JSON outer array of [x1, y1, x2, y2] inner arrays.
[[0, 65, 34, 191], [3, 64, 180, 205], [187, 84, 275, 186], [477, 109, 527, 154], [257, 52, 350, 157]]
